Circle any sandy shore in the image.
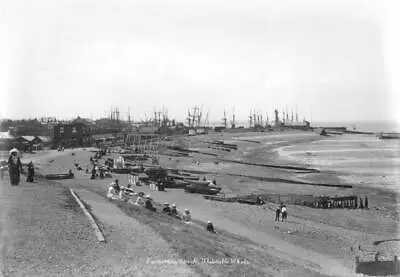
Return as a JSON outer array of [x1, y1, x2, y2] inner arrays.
[[157, 131, 399, 265]]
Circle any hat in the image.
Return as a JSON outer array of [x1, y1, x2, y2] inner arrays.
[[172, 204, 176, 207], [207, 221, 211, 224], [9, 148, 19, 155], [164, 202, 169, 206], [145, 195, 151, 199]]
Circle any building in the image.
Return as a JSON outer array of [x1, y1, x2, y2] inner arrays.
[[0, 131, 15, 150], [31, 136, 52, 150], [52, 122, 92, 148]]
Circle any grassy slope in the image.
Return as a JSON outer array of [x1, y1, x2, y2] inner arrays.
[[1, 180, 101, 277]]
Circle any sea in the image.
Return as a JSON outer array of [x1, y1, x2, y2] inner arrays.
[[311, 120, 400, 133], [279, 133, 400, 193]]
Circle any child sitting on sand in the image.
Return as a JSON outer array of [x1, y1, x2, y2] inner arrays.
[[182, 209, 191, 223]]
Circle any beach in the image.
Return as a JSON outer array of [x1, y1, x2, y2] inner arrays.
[[2, 130, 399, 276]]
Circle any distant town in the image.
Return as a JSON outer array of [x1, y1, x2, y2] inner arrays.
[[0, 105, 315, 152]]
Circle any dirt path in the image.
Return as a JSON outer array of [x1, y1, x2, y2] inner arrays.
[[74, 188, 199, 277]]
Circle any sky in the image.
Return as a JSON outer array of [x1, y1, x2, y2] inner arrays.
[[0, 0, 399, 124]]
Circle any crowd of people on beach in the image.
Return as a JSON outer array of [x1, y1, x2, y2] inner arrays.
[[105, 178, 220, 233], [106, 179, 192, 220]]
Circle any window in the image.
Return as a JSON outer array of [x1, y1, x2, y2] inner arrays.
[[60, 127, 64, 134], [72, 127, 77, 133]]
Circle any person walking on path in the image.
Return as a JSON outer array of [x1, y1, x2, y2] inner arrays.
[[26, 161, 35, 182], [8, 148, 23, 186], [275, 207, 281, 221], [0, 160, 6, 179], [281, 205, 288, 222]]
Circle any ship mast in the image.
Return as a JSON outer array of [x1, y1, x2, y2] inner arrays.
[[222, 110, 227, 128], [231, 107, 236, 129]]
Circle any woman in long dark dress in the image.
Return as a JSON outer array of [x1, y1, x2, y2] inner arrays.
[[8, 149, 23, 186], [26, 161, 35, 182]]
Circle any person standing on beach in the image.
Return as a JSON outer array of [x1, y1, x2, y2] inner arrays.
[[275, 207, 281, 221], [8, 149, 23, 186], [0, 160, 6, 179], [281, 205, 287, 222], [26, 161, 35, 182], [364, 196, 368, 209]]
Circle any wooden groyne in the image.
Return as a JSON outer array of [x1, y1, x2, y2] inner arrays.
[[355, 257, 400, 276], [205, 193, 358, 208], [175, 168, 352, 188], [345, 130, 375, 135], [236, 139, 261, 144], [166, 146, 218, 156], [219, 159, 320, 173]]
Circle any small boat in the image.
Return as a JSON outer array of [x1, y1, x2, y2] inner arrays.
[[186, 180, 210, 186], [168, 173, 199, 181], [165, 179, 188, 188], [182, 175, 200, 181], [111, 168, 133, 174], [184, 181, 222, 195], [45, 172, 74, 180], [378, 133, 400, 139], [204, 195, 237, 202]]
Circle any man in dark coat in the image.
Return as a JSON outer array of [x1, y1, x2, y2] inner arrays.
[[8, 149, 23, 186], [90, 166, 96, 179], [26, 161, 35, 182], [275, 207, 281, 221]]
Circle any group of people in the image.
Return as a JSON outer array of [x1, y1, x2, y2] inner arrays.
[[275, 203, 288, 222], [149, 181, 165, 191], [88, 156, 111, 180], [105, 179, 221, 234], [2, 148, 35, 185], [162, 202, 179, 217], [106, 179, 193, 223]]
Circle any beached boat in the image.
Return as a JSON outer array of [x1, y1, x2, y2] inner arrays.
[[168, 173, 197, 180], [111, 168, 133, 174], [184, 181, 222, 195], [165, 179, 188, 188], [204, 195, 237, 202], [236, 198, 264, 205], [45, 172, 74, 180], [186, 180, 211, 186], [378, 133, 400, 139]]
